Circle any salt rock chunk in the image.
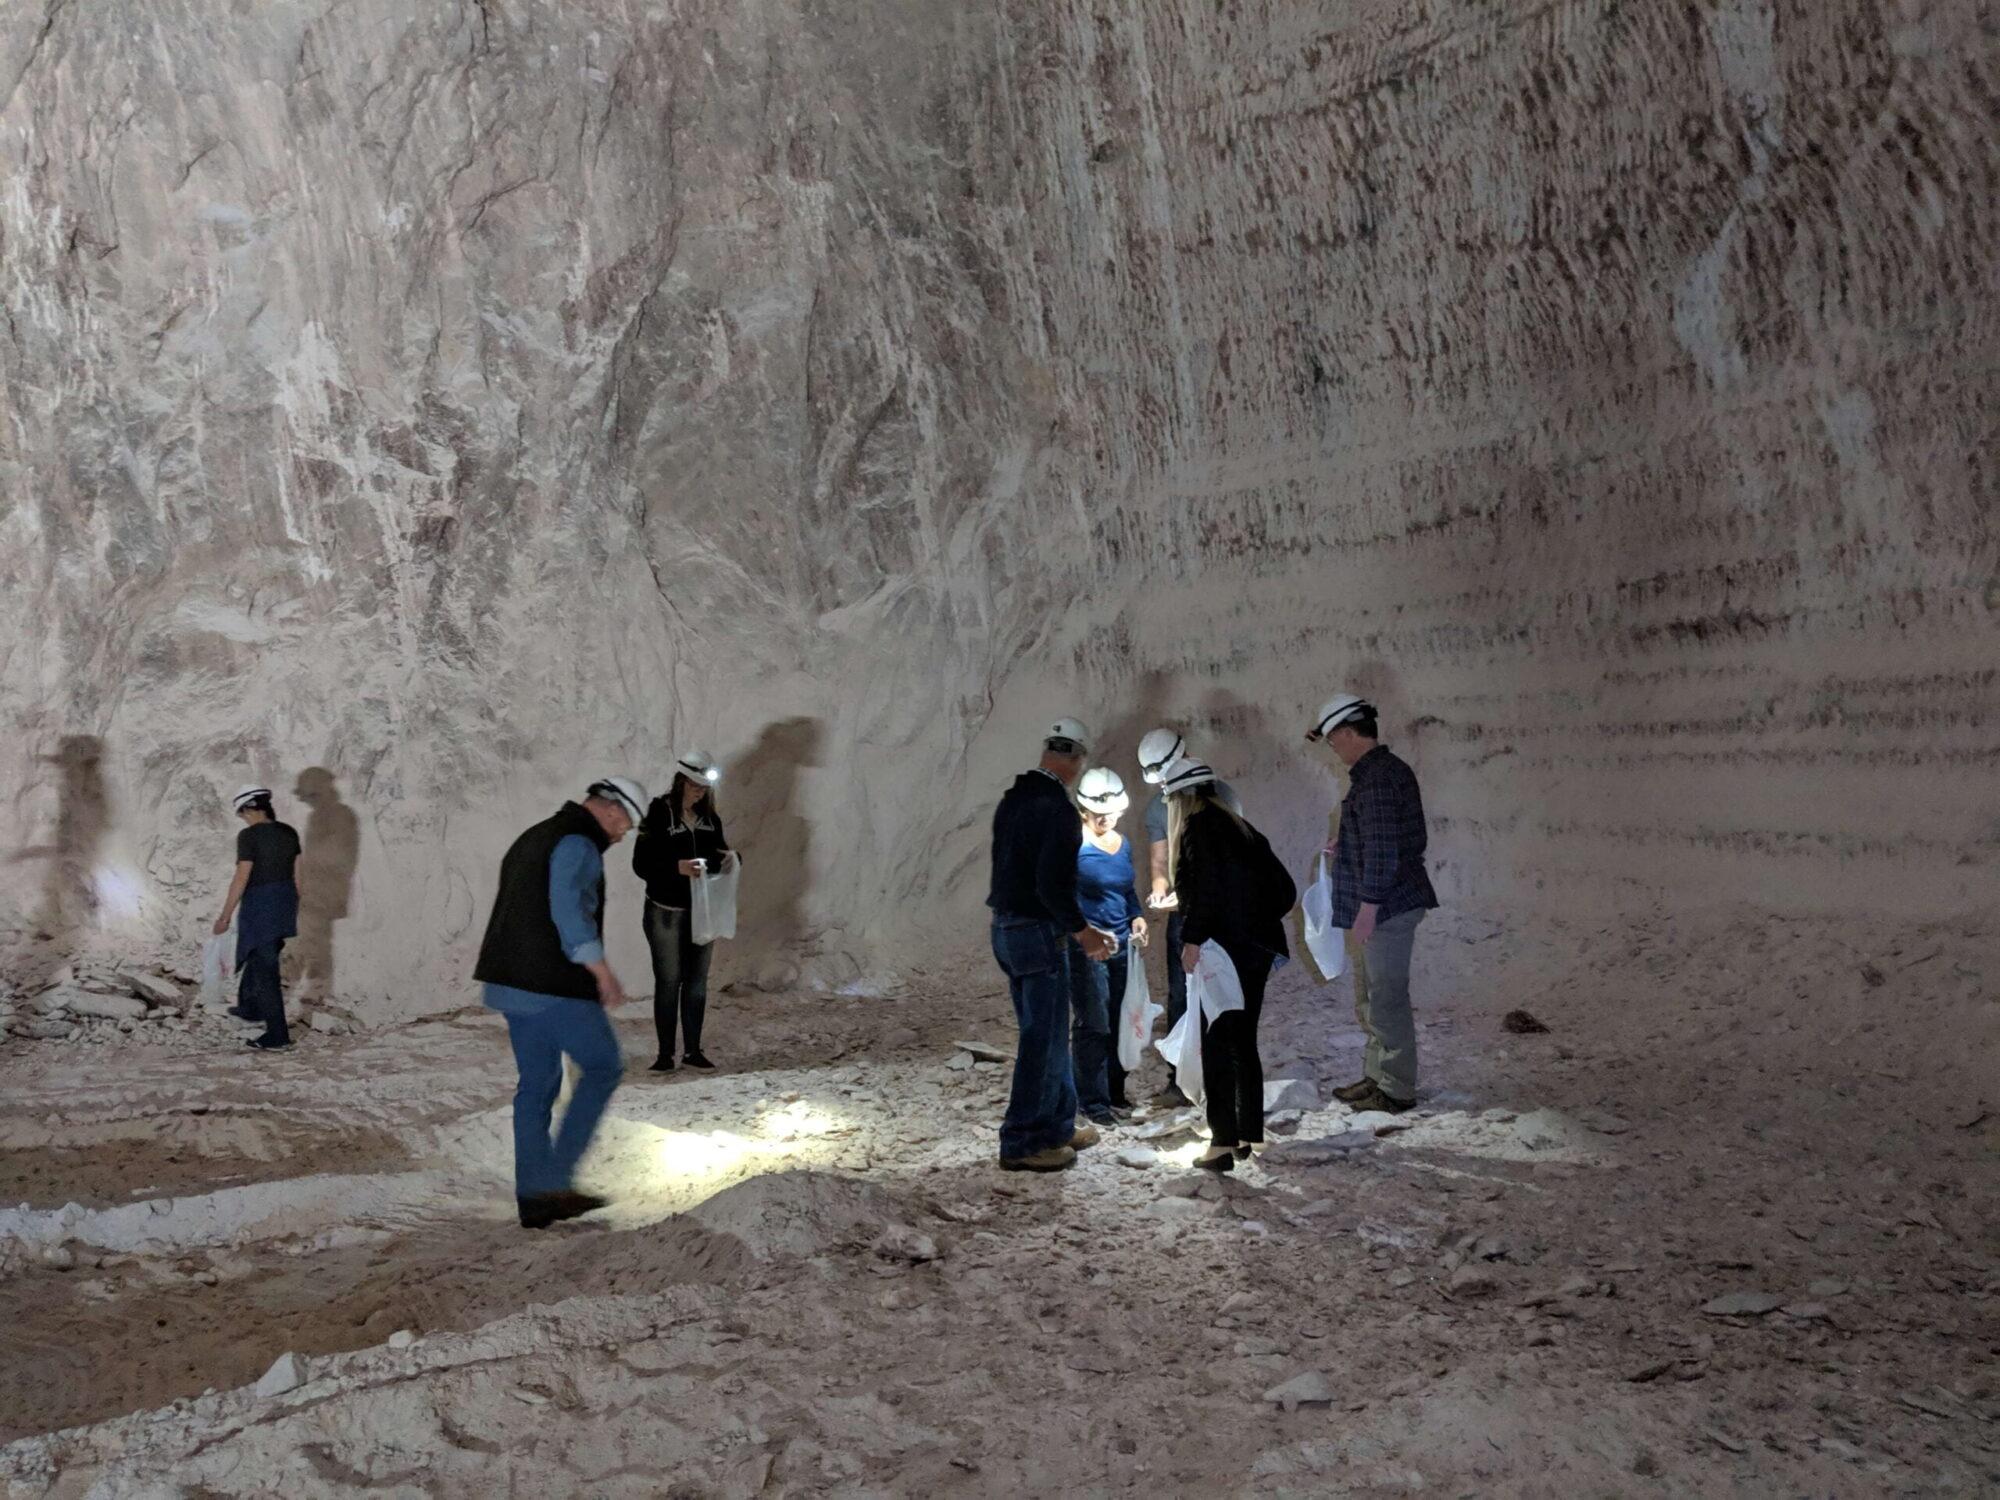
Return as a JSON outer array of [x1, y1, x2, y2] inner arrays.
[[954, 1039, 1013, 1064], [945, 1052, 976, 1071], [1114, 1146, 1159, 1169], [388, 1330, 416, 1349], [255, 1352, 303, 1397], [69, 993, 148, 1022], [1700, 1291, 1785, 1317], [872, 1225, 939, 1262], [1263, 1370, 1335, 1412], [1448, 1264, 1500, 1297], [121, 971, 183, 1006], [1264, 1078, 1320, 1113]]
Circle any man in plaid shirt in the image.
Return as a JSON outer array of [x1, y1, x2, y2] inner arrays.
[[1307, 693, 1438, 1113]]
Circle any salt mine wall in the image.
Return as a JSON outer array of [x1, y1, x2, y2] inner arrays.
[[2, 1, 1993, 1022]]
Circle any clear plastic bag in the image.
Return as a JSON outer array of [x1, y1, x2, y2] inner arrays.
[[690, 857, 740, 945], [201, 932, 235, 992], [1302, 852, 1347, 980]]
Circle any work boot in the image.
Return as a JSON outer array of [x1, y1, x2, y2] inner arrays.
[[1333, 1078, 1377, 1104], [1069, 1122, 1102, 1151], [1150, 1082, 1192, 1109], [999, 1144, 1077, 1173]]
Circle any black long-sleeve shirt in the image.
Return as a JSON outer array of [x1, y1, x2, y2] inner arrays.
[[986, 769, 1086, 931], [1175, 803, 1290, 959], [632, 801, 731, 910]]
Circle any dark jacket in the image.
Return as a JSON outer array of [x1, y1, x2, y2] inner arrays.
[[632, 799, 731, 909], [473, 802, 609, 1002], [1176, 803, 1291, 960], [986, 769, 1086, 931], [1329, 745, 1438, 927]]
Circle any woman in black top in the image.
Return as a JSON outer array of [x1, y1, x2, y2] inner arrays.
[[1166, 761, 1291, 1171], [632, 751, 734, 1071], [213, 784, 302, 1050]]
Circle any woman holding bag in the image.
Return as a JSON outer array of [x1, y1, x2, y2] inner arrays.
[[1070, 768, 1148, 1126], [633, 750, 734, 1072], [1164, 757, 1292, 1171]]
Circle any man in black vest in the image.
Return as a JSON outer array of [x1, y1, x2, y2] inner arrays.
[[475, 776, 646, 1228]]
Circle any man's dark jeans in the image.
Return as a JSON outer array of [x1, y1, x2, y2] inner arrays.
[[1069, 942, 1128, 1120], [992, 916, 1077, 1160], [239, 940, 289, 1046]]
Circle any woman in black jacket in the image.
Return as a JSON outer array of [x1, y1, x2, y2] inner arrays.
[[632, 750, 734, 1071], [1165, 759, 1291, 1171]]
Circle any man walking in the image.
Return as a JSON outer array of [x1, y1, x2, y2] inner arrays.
[[1135, 727, 1242, 1108], [1306, 695, 1438, 1113], [475, 776, 647, 1227], [989, 718, 1116, 1172]]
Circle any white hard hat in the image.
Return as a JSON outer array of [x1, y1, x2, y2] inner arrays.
[[231, 784, 272, 812], [675, 749, 721, 785], [1307, 693, 1374, 740], [587, 775, 649, 825], [1136, 727, 1184, 784], [1158, 757, 1216, 796], [1076, 767, 1129, 816], [1045, 717, 1091, 755]]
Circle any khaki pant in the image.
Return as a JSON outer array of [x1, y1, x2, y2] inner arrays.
[[1348, 908, 1425, 1102]]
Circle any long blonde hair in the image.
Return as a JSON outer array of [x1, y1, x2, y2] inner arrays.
[[1165, 783, 1247, 891]]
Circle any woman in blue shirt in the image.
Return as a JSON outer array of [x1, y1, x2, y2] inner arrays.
[[1071, 768, 1148, 1124]]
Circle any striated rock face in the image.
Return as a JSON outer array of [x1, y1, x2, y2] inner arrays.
[[1, 1, 1993, 1018]]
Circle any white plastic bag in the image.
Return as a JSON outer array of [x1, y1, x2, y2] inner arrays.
[[1189, 941, 1245, 1021], [690, 857, 740, 945], [201, 932, 235, 992], [1157, 1006, 1204, 1105], [1153, 941, 1244, 1104], [1302, 853, 1347, 980], [1116, 948, 1162, 1071]]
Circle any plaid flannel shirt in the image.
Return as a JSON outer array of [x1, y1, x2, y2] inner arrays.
[[1329, 746, 1438, 927]]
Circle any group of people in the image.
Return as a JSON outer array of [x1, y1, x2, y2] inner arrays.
[[210, 692, 1435, 1225], [986, 693, 1437, 1174]]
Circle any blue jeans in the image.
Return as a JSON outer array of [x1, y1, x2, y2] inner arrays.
[[992, 917, 1076, 1159], [1069, 942, 1128, 1120], [502, 998, 623, 1198], [238, 940, 289, 1046]]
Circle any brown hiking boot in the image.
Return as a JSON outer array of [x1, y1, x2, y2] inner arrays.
[[1000, 1145, 1077, 1173], [1069, 1122, 1102, 1150], [1333, 1077, 1377, 1104]]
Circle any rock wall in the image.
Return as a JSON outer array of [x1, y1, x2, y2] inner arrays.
[[2, 0, 1993, 1020]]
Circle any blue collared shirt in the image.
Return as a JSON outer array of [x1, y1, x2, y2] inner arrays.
[[484, 834, 605, 1017]]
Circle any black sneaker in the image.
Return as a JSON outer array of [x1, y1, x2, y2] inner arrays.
[[518, 1190, 608, 1229], [682, 1051, 715, 1070], [647, 1057, 676, 1072], [1332, 1078, 1377, 1104], [1194, 1147, 1235, 1173], [1086, 1111, 1120, 1129], [245, 1037, 293, 1051]]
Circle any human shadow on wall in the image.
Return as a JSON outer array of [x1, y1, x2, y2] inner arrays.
[[288, 768, 359, 1003], [729, 717, 825, 959], [1096, 669, 1175, 792], [5, 735, 111, 966]]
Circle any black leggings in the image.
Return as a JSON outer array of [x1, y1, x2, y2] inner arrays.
[[644, 905, 713, 1058], [1199, 942, 1273, 1146]]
